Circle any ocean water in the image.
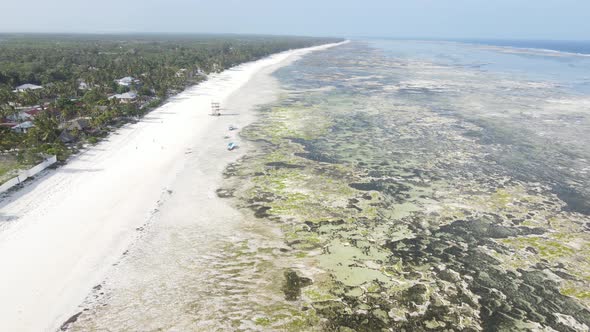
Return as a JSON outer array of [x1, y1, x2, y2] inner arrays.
[[370, 39, 590, 94], [69, 40, 590, 331]]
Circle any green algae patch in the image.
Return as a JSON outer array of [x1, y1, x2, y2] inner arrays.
[[561, 284, 590, 300], [502, 236, 575, 259], [242, 102, 332, 145], [250, 303, 323, 331], [253, 316, 272, 327], [318, 239, 392, 287], [304, 287, 339, 302]]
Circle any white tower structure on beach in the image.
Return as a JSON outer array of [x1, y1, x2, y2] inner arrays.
[[211, 101, 221, 116]]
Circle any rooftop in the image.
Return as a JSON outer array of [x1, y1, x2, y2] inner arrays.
[[14, 84, 43, 92], [108, 91, 138, 100]]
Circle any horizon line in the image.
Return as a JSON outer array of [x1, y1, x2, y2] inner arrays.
[[0, 31, 588, 42]]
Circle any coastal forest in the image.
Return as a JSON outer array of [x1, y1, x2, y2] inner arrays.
[[0, 34, 339, 182]]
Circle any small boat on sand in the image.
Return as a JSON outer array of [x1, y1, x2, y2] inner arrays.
[[227, 142, 237, 151]]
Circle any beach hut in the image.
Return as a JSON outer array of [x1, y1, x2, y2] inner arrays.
[[115, 77, 139, 87], [108, 92, 138, 103], [11, 121, 34, 133], [13, 84, 43, 93]]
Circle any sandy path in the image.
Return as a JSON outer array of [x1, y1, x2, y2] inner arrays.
[[0, 42, 344, 332]]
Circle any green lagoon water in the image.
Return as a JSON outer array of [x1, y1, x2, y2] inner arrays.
[[220, 41, 590, 331]]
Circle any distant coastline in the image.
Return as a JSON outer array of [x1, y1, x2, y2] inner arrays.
[[456, 39, 590, 56], [362, 36, 590, 57]]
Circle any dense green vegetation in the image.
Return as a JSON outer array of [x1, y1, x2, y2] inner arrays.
[[0, 33, 340, 169]]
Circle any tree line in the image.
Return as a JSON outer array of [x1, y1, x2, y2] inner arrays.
[[0, 34, 341, 164]]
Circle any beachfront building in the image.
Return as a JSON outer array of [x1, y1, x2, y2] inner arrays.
[[115, 77, 140, 87], [57, 117, 92, 143], [78, 81, 90, 90], [175, 68, 187, 77], [11, 121, 34, 134], [64, 118, 91, 131], [6, 111, 32, 122], [23, 106, 43, 118], [108, 91, 138, 103], [13, 84, 43, 93], [7, 106, 45, 122]]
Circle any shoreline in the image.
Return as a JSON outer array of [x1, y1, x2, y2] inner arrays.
[[0, 41, 345, 332]]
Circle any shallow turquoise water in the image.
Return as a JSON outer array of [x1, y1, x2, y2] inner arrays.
[[369, 39, 590, 94]]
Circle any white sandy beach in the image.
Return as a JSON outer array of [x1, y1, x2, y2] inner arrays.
[[0, 42, 345, 332]]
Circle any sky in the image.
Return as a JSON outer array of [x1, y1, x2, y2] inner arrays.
[[1, 0, 589, 40]]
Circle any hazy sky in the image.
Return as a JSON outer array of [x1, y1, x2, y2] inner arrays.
[[1, 0, 588, 40]]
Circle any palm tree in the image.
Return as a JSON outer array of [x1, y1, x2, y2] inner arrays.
[[28, 111, 60, 144]]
